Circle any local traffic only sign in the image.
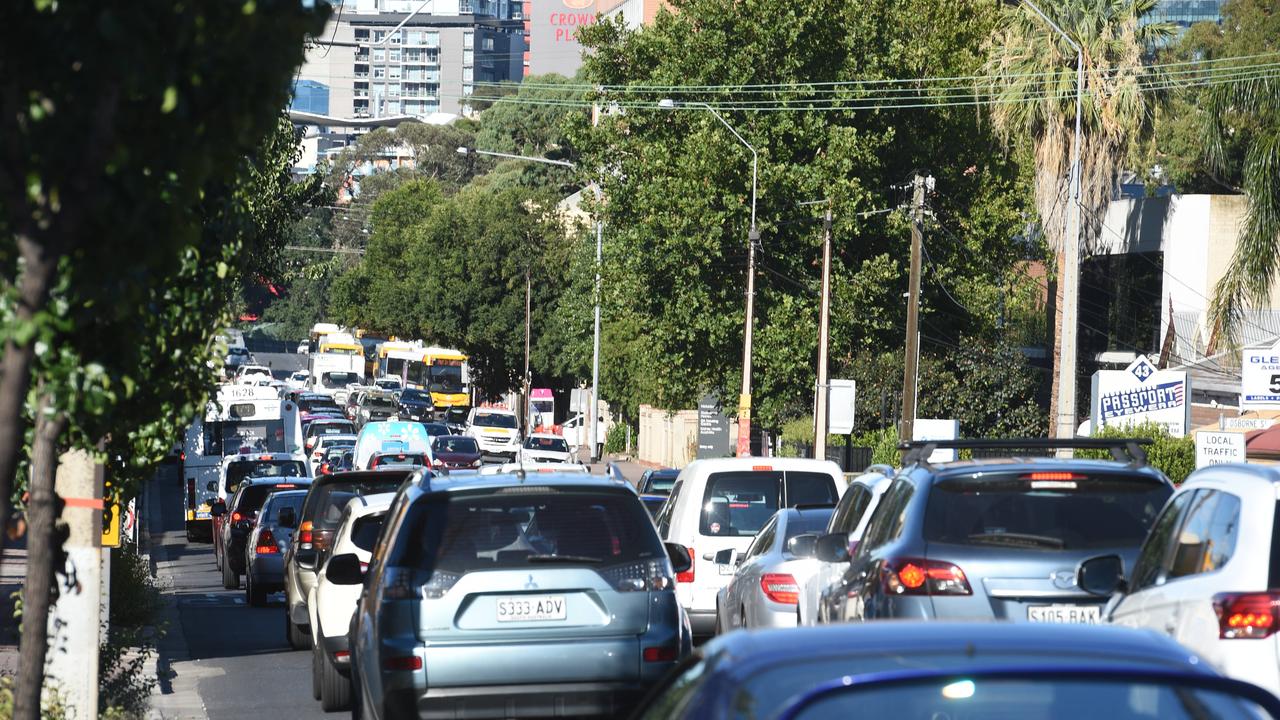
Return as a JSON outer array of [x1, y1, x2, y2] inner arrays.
[[1195, 431, 1246, 468], [1242, 341, 1280, 410]]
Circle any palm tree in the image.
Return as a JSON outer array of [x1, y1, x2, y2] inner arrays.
[[983, 0, 1173, 434], [1204, 60, 1280, 346]]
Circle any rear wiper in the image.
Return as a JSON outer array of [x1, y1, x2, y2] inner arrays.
[[966, 532, 1066, 549], [526, 554, 602, 564]]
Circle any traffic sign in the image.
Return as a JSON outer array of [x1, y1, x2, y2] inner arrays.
[[1195, 431, 1246, 468], [1241, 340, 1280, 410], [102, 499, 121, 548], [826, 380, 856, 435]]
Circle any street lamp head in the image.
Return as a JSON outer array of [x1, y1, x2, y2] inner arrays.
[[657, 98, 678, 110], [455, 146, 471, 155]]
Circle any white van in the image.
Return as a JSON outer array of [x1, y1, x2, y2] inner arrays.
[[465, 406, 520, 459], [651, 457, 847, 636]]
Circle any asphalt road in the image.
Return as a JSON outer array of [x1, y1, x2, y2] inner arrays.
[[147, 462, 328, 720], [251, 351, 307, 379]]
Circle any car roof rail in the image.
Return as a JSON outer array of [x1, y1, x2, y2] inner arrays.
[[897, 438, 1153, 469]]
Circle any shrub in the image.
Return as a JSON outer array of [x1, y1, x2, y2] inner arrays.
[[603, 422, 629, 455], [1078, 421, 1195, 483], [99, 543, 163, 718]]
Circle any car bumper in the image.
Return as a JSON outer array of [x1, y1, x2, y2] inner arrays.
[[248, 554, 285, 586], [399, 682, 645, 720], [688, 609, 717, 636]]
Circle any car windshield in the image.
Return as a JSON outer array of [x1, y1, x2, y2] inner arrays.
[[433, 436, 479, 454], [400, 389, 430, 404], [924, 472, 1171, 550], [224, 460, 306, 494], [422, 423, 450, 436], [473, 412, 517, 429], [525, 436, 569, 452], [321, 372, 358, 388], [427, 364, 464, 393], [444, 408, 469, 424], [645, 471, 679, 492], [391, 488, 665, 573], [234, 482, 307, 514], [700, 471, 839, 537], [364, 397, 397, 412], [788, 677, 1268, 720]]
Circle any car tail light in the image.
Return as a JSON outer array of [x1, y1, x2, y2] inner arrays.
[[333, 650, 350, 662], [255, 529, 279, 555], [186, 479, 196, 510], [601, 559, 673, 592], [881, 558, 971, 596], [383, 656, 422, 671], [231, 511, 243, 524], [760, 573, 801, 605], [1215, 592, 1280, 639], [369, 457, 380, 468], [676, 547, 695, 583], [643, 646, 677, 662], [298, 520, 313, 548]]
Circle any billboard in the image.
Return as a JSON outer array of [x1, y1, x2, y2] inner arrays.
[[1090, 356, 1190, 437], [1241, 340, 1280, 410], [826, 379, 857, 435], [528, 0, 595, 76]]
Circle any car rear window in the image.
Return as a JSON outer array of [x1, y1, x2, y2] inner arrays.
[[434, 436, 479, 454], [390, 488, 664, 573], [224, 460, 306, 494], [262, 492, 306, 523], [924, 472, 1171, 550], [235, 482, 306, 514], [700, 471, 839, 537], [351, 515, 386, 552], [304, 475, 411, 530], [647, 472, 679, 493], [785, 510, 835, 541], [310, 422, 355, 437]]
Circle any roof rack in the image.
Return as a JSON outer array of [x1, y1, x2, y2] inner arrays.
[[897, 438, 1153, 468]]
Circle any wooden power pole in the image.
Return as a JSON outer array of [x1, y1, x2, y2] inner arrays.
[[901, 175, 926, 442], [813, 203, 833, 460]]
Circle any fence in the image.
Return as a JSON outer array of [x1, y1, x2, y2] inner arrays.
[[637, 405, 699, 468]]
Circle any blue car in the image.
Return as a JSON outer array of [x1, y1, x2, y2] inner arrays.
[[349, 470, 694, 719], [630, 622, 1280, 720]]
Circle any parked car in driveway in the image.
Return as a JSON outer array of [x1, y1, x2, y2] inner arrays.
[[817, 439, 1173, 626], [211, 476, 311, 591], [307, 492, 396, 711], [244, 489, 308, 606], [349, 470, 693, 720], [629, 622, 1280, 720], [714, 506, 834, 632], [1079, 461, 1280, 695], [652, 457, 847, 636], [801, 465, 894, 625], [282, 469, 417, 650]]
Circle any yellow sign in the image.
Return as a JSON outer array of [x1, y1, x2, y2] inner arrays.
[[102, 500, 121, 548]]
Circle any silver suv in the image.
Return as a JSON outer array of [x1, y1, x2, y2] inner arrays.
[[348, 471, 693, 719]]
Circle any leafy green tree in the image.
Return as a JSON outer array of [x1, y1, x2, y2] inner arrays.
[[982, 0, 1174, 433], [473, 73, 586, 159], [0, 2, 325, 715]]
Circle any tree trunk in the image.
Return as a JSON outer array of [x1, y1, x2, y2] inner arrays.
[[0, 235, 58, 565], [1047, 246, 1066, 438], [12, 394, 65, 720]]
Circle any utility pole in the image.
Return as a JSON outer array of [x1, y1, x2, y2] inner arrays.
[[901, 175, 926, 443], [523, 268, 531, 436], [813, 202, 833, 460], [739, 228, 759, 457], [588, 103, 603, 462]]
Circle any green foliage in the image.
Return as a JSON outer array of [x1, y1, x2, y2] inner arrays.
[[603, 421, 629, 455], [473, 74, 586, 159], [853, 427, 903, 469], [99, 544, 163, 718], [1079, 421, 1196, 483]]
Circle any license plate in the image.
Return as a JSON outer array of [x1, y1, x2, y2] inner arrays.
[[718, 563, 736, 575], [496, 595, 567, 622], [1027, 604, 1100, 624]]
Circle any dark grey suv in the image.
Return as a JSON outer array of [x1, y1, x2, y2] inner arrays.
[[817, 439, 1174, 626]]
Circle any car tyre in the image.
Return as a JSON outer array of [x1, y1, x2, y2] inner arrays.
[[287, 613, 312, 650], [311, 643, 323, 701], [246, 569, 268, 607], [319, 644, 352, 711], [713, 602, 723, 636], [349, 662, 364, 720], [740, 605, 748, 631], [221, 554, 239, 590]]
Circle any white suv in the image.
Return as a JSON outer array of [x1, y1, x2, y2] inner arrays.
[[307, 492, 397, 712], [465, 407, 520, 459], [1081, 462, 1280, 695]]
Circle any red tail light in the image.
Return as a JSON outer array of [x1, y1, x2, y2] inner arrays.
[[186, 479, 196, 510], [1215, 592, 1280, 639], [643, 646, 677, 662], [881, 558, 971, 596], [677, 547, 695, 583], [334, 650, 350, 660], [760, 573, 801, 605], [370, 457, 380, 468], [383, 656, 422, 671], [299, 520, 314, 548], [255, 528, 279, 555], [231, 511, 243, 524]]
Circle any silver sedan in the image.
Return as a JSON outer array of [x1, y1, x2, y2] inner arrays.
[[714, 506, 834, 632]]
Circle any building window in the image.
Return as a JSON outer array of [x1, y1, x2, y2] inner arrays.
[[483, 37, 495, 50], [463, 49, 474, 65], [373, 66, 386, 78], [389, 66, 402, 79], [373, 30, 386, 42], [388, 83, 401, 97], [390, 48, 401, 61], [460, 0, 473, 12], [407, 31, 424, 45], [463, 84, 474, 96], [354, 28, 370, 40], [463, 67, 473, 82], [464, 31, 475, 49], [372, 48, 386, 62]]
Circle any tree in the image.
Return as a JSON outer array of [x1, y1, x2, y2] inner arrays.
[[0, 3, 325, 716], [983, 0, 1173, 433], [570, 0, 1026, 426], [1193, 0, 1280, 344], [473, 73, 586, 158]]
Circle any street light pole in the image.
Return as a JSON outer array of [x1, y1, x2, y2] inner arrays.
[[1019, 0, 1083, 449], [658, 99, 759, 457]]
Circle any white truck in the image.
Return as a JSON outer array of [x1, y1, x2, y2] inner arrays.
[[308, 334, 365, 403]]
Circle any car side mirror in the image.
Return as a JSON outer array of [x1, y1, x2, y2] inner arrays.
[[278, 507, 297, 529], [1078, 554, 1127, 596], [205, 480, 217, 492], [209, 500, 227, 517], [296, 549, 318, 568], [712, 548, 739, 566], [326, 553, 365, 585], [815, 533, 850, 563], [787, 533, 819, 558], [665, 542, 692, 574]]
